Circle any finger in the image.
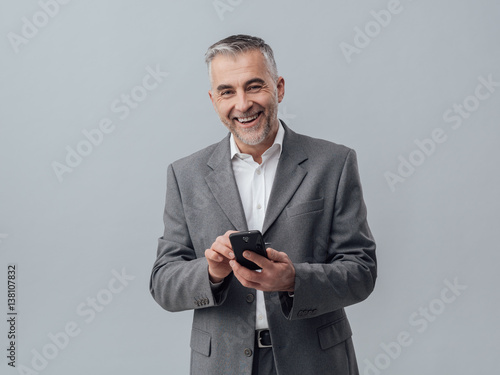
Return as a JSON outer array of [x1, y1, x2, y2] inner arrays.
[[266, 248, 289, 263], [243, 250, 271, 269], [224, 230, 238, 238], [233, 273, 262, 290], [217, 234, 231, 248], [205, 249, 224, 263], [230, 259, 261, 283], [222, 231, 238, 254], [211, 238, 235, 259], [218, 230, 238, 250]]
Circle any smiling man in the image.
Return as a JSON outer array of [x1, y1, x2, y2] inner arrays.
[[208, 48, 284, 163], [150, 35, 377, 375]]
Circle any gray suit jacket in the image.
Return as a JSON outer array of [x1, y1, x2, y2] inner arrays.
[[150, 123, 376, 375]]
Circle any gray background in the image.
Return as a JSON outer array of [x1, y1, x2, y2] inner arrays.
[[1, 0, 499, 374]]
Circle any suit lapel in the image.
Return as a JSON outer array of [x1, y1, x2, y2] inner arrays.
[[205, 135, 248, 231], [262, 124, 308, 235]]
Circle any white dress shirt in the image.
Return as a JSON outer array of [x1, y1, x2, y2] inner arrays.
[[230, 123, 284, 330]]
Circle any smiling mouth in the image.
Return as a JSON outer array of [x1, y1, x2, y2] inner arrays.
[[234, 112, 261, 125]]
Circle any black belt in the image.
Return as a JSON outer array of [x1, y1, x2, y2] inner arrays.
[[256, 329, 272, 348]]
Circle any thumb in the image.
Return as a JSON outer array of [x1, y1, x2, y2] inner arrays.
[[266, 248, 286, 262]]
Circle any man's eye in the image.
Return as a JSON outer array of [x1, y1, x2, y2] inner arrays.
[[221, 90, 233, 96], [248, 85, 262, 91]]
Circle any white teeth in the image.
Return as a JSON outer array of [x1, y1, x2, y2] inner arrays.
[[237, 113, 259, 123]]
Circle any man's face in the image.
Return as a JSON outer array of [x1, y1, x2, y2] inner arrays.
[[208, 50, 285, 148]]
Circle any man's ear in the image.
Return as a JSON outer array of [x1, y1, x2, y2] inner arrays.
[[208, 90, 216, 108], [277, 77, 285, 103]]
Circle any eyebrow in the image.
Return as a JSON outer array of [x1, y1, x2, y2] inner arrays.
[[216, 78, 266, 92]]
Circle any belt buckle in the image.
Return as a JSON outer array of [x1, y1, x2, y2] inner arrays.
[[257, 329, 272, 348]]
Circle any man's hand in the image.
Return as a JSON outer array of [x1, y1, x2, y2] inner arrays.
[[205, 230, 237, 283], [230, 248, 295, 292]]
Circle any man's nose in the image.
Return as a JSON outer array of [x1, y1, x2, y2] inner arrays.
[[234, 91, 252, 113]]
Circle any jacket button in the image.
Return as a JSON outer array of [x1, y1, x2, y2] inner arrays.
[[244, 348, 252, 357], [246, 293, 255, 303]]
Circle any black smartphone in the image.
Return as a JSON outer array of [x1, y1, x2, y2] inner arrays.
[[229, 230, 268, 270]]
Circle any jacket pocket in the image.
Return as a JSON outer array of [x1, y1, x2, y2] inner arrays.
[[286, 198, 324, 218], [190, 328, 211, 357], [317, 316, 353, 350]]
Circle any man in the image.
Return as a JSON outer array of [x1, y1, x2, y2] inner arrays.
[[150, 34, 376, 375]]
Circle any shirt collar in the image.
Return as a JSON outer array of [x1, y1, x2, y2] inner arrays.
[[230, 122, 285, 160]]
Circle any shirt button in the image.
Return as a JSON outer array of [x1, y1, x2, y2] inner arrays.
[[256, 169, 261, 175], [256, 204, 262, 210], [258, 314, 263, 321], [246, 293, 255, 303], [244, 348, 253, 357]]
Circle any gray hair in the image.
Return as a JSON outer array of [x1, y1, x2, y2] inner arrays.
[[205, 34, 279, 83]]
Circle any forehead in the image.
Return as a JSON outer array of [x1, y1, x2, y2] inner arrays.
[[210, 49, 271, 86]]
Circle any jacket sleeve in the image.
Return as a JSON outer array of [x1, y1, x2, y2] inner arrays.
[[149, 164, 232, 312], [280, 149, 377, 320]]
